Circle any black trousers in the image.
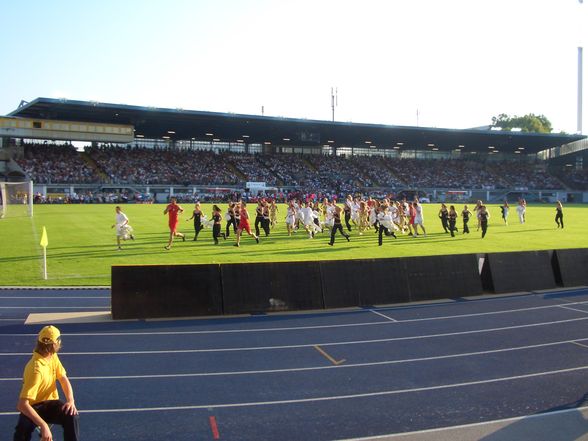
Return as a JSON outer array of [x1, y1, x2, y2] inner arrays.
[[262, 217, 271, 236], [344, 212, 352, 231], [440, 216, 449, 232], [254, 215, 264, 236], [481, 220, 488, 238], [226, 217, 237, 236], [329, 224, 349, 245], [449, 219, 456, 237], [13, 400, 79, 441], [463, 218, 470, 234], [555, 212, 564, 228], [213, 224, 225, 244], [193, 221, 203, 239], [378, 224, 396, 245]]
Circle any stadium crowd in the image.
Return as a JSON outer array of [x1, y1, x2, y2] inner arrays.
[[13, 143, 576, 194]]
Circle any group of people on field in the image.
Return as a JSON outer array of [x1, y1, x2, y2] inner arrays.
[[111, 196, 566, 250]]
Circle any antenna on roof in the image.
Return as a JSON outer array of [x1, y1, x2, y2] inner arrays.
[[18, 100, 29, 108], [331, 87, 338, 122]]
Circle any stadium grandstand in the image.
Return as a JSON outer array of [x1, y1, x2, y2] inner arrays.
[[1, 97, 587, 204]]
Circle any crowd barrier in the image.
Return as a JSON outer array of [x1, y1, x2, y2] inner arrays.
[[111, 248, 587, 319]]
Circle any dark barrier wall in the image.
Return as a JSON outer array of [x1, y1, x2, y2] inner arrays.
[[481, 251, 556, 293], [404, 254, 483, 301], [111, 248, 584, 319], [552, 248, 588, 287], [320, 259, 410, 308], [111, 264, 223, 319], [221, 261, 324, 314]]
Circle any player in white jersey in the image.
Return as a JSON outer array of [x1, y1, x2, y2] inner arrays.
[[111, 206, 134, 250], [300, 202, 319, 238], [413, 200, 427, 237], [285, 202, 297, 236]]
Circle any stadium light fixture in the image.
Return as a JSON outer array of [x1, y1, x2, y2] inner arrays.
[[206, 133, 214, 136], [458, 144, 464, 148], [264, 141, 271, 145], [167, 131, 176, 134], [242, 135, 250, 138], [396, 142, 404, 146], [518, 147, 525, 150], [514, 151, 521, 154], [432, 147, 439, 151], [427, 143, 435, 147], [162, 136, 170, 139], [283, 138, 290, 141], [488, 146, 495, 149], [327, 140, 335, 143], [135, 134, 144, 138], [213, 138, 220, 142]]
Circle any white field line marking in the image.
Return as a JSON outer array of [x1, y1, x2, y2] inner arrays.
[[369, 310, 397, 321], [0, 337, 584, 381], [558, 305, 588, 315], [1, 316, 587, 356], [342, 405, 588, 440], [1, 365, 587, 416], [3, 299, 588, 339]]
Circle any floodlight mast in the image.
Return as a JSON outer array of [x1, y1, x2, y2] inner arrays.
[[579, 47, 583, 134]]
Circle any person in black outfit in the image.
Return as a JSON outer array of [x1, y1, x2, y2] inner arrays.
[[555, 200, 564, 228], [479, 205, 490, 238], [186, 202, 204, 241], [262, 201, 271, 236], [344, 195, 353, 232], [448, 205, 458, 237], [225, 203, 238, 238], [328, 205, 350, 246], [212, 205, 226, 244], [438, 203, 449, 233], [254, 201, 264, 237], [461, 204, 472, 234]]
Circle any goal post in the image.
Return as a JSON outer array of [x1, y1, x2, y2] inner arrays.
[[0, 180, 33, 218]]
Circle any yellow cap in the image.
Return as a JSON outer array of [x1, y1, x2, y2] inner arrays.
[[38, 325, 61, 344]]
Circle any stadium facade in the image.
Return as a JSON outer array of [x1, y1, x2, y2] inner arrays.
[[1, 97, 587, 203]]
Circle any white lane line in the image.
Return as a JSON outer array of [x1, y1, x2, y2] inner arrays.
[[3, 300, 588, 338], [1, 337, 585, 381], [343, 405, 588, 440], [1, 316, 586, 356], [572, 341, 588, 350], [558, 305, 588, 315], [369, 310, 397, 321], [1, 364, 586, 416]]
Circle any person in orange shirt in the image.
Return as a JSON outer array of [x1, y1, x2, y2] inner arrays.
[[14, 325, 79, 441], [164, 196, 185, 250]]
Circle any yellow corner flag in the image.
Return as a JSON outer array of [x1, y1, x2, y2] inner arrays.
[[40, 226, 48, 248]]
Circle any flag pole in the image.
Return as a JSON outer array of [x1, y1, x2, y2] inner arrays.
[[43, 247, 47, 280]]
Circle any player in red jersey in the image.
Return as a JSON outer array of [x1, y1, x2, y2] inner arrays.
[[163, 197, 185, 250], [234, 201, 259, 247]]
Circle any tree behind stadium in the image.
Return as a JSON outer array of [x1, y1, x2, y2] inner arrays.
[[491, 113, 553, 133]]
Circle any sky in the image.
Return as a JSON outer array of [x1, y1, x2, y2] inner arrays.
[[1, 0, 586, 134]]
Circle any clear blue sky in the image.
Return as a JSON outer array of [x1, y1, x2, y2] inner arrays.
[[1, 0, 586, 133]]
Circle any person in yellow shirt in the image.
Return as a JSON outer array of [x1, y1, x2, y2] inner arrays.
[[14, 325, 79, 441]]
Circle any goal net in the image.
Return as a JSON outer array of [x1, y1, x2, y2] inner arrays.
[[0, 181, 33, 218]]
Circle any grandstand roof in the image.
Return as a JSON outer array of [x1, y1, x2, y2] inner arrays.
[[8, 97, 586, 155]]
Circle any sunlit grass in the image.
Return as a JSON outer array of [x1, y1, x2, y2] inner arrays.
[[0, 203, 586, 286]]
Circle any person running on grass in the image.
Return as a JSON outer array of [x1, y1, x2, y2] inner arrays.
[[186, 202, 204, 241], [234, 201, 259, 247], [111, 206, 134, 251], [164, 196, 185, 250], [13, 325, 79, 441]]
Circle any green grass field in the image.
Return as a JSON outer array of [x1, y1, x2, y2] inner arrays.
[[0, 203, 586, 286]]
